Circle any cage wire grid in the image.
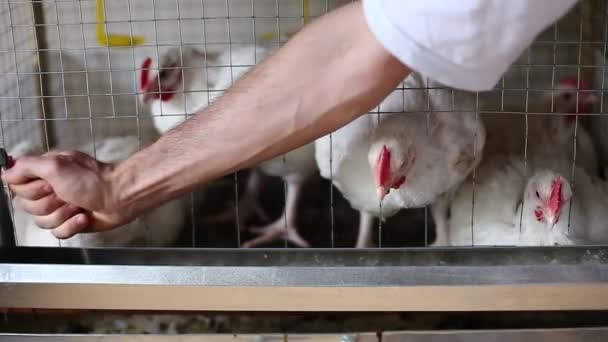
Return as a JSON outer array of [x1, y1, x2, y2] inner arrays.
[[0, 0, 606, 320]]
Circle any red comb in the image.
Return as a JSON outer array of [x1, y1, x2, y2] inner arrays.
[[548, 176, 562, 214], [559, 76, 589, 90], [376, 145, 391, 187], [140, 57, 152, 90]]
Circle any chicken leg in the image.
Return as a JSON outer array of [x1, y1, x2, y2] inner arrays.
[[204, 170, 270, 229], [355, 211, 375, 248], [241, 180, 310, 248], [430, 194, 451, 246]]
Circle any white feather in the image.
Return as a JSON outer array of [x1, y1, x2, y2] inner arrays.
[[316, 73, 485, 247], [148, 45, 274, 135]]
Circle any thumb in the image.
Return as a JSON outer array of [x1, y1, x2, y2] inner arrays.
[[1, 155, 56, 185], [2, 151, 87, 185], [82, 211, 134, 233]]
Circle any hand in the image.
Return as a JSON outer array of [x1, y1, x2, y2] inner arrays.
[[1, 151, 134, 239]]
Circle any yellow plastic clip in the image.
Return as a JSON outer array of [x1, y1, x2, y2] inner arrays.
[[96, 0, 145, 47], [261, 0, 309, 41]]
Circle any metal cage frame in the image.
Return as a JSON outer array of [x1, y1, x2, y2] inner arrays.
[[1, 0, 608, 339], [1, 246, 608, 312]]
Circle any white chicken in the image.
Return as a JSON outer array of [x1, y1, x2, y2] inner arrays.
[[516, 167, 608, 245], [451, 165, 608, 246], [139, 47, 213, 134], [483, 76, 599, 176], [447, 153, 527, 246], [315, 72, 486, 247], [142, 45, 318, 248], [12, 136, 186, 247], [139, 45, 271, 135], [447, 77, 600, 246]]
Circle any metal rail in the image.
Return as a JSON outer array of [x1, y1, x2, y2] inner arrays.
[[1, 247, 608, 311], [4, 328, 608, 341]]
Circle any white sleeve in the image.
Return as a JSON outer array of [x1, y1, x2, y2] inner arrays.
[[362, 0, 578, 91]]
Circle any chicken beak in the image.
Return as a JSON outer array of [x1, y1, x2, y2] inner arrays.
[[545, 210, 559, 230], [377, 186, 389, 202], [140, 78, 160, 105], [577, 93, 598, 114], [585, 93, 599, 104]]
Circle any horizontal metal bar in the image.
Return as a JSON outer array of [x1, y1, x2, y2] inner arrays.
[[3, 66, 608, 77], [1, 41, 607, 55], [1, 247, 608, 311], [3, 264, 608, 286], [3, 246, 608, 266], [0, 87, 605, 97], [4, 328, 608, 341], [4, 113, 608, 124]]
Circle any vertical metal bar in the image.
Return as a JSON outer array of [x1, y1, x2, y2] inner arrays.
[[0, 185, 15, 248], [0, 150, 15, 248], [517, 47, 532, 234], [567, 4, 588, 233], [147, 0, 167, 247], [273, 0, 289, 248], [470, 91, 480, 246], [500, 75, 506, 112], [5, 3, 25, 124], [251, 0, 256, 46], [3, 2, 23, 246], [551, 23, 559, 114], [101, 0, 117, 119], [424, 77, 431, 247], [223, 0, 244, 243], [199, 0, 209, 248], [174, 0, 198, 249], [376, 113, 382, 248], [30, 1, 54, 150], [30, 1, 61, 247], [581, 0, 595, 86], [601, 0, 608, 114], [76, 0, 97, 174], [323, 0, 334, 248], [125, 0, 141, 147], [0, 129, 9, 319], [75, 0, 95, 261], [150, 0, 161, 122], [51, 1, 69, 121], [375, 60, 384, 248], [125, 0, 145, 244]]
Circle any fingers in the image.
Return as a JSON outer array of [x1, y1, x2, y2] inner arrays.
[[9, 179, 53, 200], [1, 150, 91, 184], [51, 213, 89, 239], [34, 203, 82, 230], [16, 193, 65, 216], [1, 155, 58, 184]]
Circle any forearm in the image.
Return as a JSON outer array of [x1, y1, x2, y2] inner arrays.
[[112, 1, 410, 215]]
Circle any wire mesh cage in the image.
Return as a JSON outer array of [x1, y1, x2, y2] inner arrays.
[[2, 0, 608, 338]]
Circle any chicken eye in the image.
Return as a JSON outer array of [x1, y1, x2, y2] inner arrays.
[[535, 191, 540, 199], [562, 93, 572, 101]]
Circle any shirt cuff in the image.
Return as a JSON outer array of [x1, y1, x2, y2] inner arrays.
[[362, 0, 504, 92]]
